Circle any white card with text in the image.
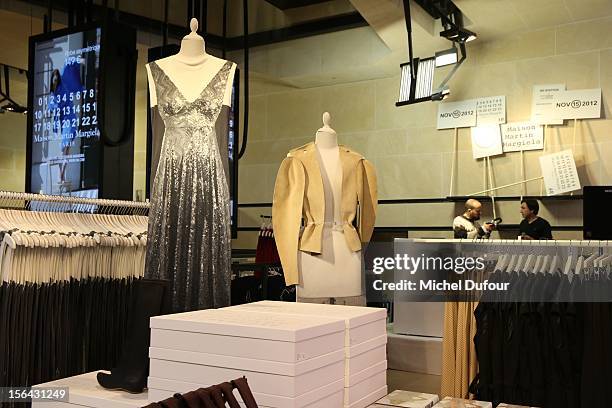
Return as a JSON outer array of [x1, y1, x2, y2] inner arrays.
[[531, 84, 565, 125], [476, 95, 506, 125], [437, 99, 477, 129], [501, 122, 544, 152], [539, 149, 581, 196], [551, 88, 601, 120]]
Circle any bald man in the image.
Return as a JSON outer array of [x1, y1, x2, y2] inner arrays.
[[453, 199, 494, 239]]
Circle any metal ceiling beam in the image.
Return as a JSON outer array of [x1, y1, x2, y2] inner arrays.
[[412, 0, 461, 20], [15, 0, 367, 51], [226, 12, 367, 50], [262, 0, 332, 10]]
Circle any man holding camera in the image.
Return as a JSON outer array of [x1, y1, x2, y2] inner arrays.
[[453, 199, 496, 239]]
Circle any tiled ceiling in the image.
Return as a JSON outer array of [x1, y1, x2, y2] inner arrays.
[[351, 0, 612, 54], [456, 0, 612, 40]]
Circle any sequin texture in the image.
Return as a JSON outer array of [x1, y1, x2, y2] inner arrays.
[[145, 61, 233, 312]]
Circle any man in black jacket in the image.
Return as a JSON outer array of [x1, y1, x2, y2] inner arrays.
[[519, 199, 552, 240]]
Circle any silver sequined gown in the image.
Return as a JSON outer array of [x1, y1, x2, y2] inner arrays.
[[145, 61, 233, 312]]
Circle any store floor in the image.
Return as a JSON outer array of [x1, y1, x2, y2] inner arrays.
[[387, 369, 441, 395]]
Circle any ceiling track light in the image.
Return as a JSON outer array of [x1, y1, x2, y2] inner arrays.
[[396, 0, 474, 107], [439, 27, 477, 43], [435, 47, 458, 67], [430, 86, 450, 101]]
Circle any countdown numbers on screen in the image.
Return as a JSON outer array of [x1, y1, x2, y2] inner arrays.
[[32, 87, 98, 143]]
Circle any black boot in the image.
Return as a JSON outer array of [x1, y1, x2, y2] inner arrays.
[[97, 278, 171, 393]]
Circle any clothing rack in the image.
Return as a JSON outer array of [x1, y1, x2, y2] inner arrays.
[[0, 190, 150, 216], [404, 239, 612, 407], [410, 238, 608, 246], [0, 191, 150, 394]]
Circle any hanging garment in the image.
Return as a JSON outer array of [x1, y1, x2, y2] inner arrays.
[[272, 142, 377, 285], [145, 61, 234, 312], [441, 300, 479, 399]]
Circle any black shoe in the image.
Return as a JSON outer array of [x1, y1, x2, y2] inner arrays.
[[96, 278, 171, 393]]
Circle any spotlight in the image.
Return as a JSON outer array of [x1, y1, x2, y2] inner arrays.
[[435, 47, 458, 67], [440, 27, 477, 43], [398, 58, 436, 104], [430, 86, 450, 101]]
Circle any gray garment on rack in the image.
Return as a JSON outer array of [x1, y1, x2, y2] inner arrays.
[[145, 61, 233, 312]]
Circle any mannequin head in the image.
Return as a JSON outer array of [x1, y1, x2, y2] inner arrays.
[[315, 112, 338, 148], [176, 18, 208, 63], [317, 112, 337, 135]]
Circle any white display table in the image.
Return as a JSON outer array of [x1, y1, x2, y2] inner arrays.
[[32, 371, 151, 408]]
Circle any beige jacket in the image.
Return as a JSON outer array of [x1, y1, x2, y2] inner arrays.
[[272, 142, 378, 286]]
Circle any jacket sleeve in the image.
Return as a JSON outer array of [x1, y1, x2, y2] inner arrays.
[[272, 156, 305, 286], [357, 159, 378, 243]]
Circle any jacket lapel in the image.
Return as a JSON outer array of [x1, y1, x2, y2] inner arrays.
[[339, 145, 357, 215], [300, 142, 325, 211]]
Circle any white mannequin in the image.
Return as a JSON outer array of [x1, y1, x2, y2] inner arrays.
[[298, 112, 363, 300], [145, 18, 235, 108]]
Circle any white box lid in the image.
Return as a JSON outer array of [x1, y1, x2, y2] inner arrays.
[[375, 389, 440, 408], [344, 384, 387, 408], [150, 308, 345, 342], [347, 334, 387, 358], [230, 301, 387, 329], [347, 360, 387, 387], [149, 347, 344, 376]]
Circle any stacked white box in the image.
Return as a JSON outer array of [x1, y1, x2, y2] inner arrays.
[[148, 307, 348, 407], [148, 377, 345, 408], [229, 301, 388, 408]]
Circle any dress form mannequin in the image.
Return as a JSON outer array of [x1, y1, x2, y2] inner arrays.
[[143, 17, 237, 311], [145, 17, 236, 190], [145, 18, 235, 108], [298, 112, 363, 303]]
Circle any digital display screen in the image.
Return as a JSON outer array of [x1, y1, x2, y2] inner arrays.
[[29, 27, 101, 201]]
